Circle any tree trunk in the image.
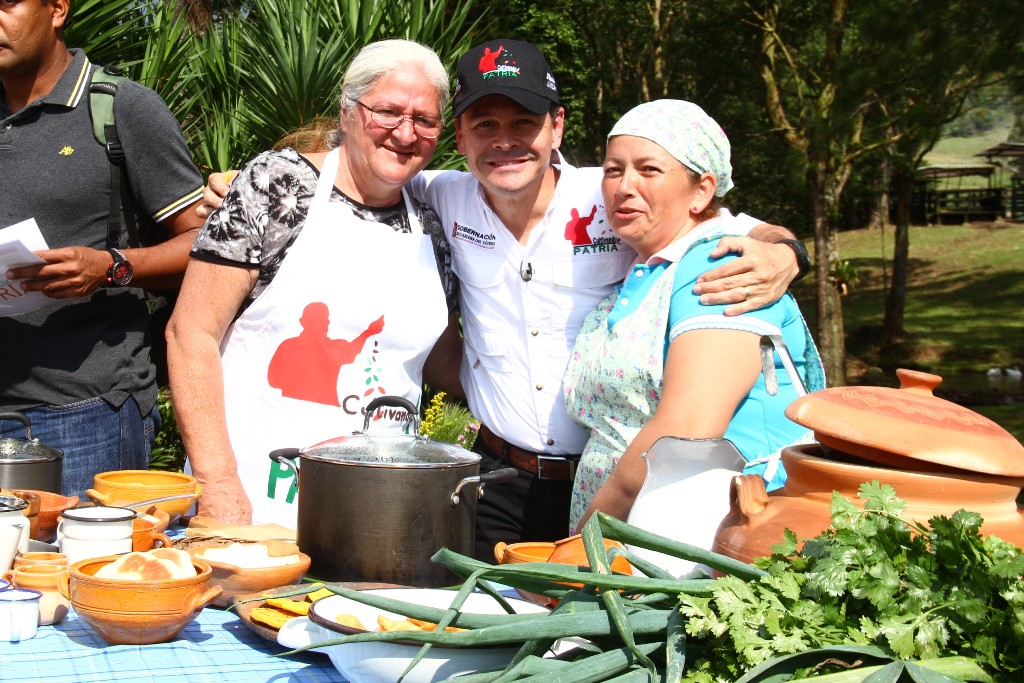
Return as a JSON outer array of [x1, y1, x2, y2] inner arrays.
[[809, 165, 847, 386], [883, 167, 914, 344]]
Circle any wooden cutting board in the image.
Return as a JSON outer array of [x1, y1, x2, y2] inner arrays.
[[185, 515, 297, 542]]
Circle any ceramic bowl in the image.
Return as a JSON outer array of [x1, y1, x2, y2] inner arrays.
[[13, 490, 78, 543], [185, 540, 311, 608], [86, 470, 200, 521], [9, 490, 40, 542], [60, 555, 222, 645], [278, 588, 556, 683], [494, 535, 632, 606]]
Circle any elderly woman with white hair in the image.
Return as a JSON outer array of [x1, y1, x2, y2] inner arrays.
[[566, 100, 824, 532], [166, 40, 459, 525]]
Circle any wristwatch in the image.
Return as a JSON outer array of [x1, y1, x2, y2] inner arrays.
[[774, 239, 812, 282], [105, 247, 134, 287]]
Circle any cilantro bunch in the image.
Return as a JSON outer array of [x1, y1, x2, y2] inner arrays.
[[678, 482, 1024, 681]]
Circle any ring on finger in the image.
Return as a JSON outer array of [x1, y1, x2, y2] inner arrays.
[[742, 286, 751, 301]]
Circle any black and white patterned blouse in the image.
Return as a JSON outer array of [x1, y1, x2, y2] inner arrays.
[[191, 147, 457, 317]]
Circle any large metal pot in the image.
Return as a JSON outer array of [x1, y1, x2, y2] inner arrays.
[[0, 412, 63, 492], [269, 396, 516, 586]]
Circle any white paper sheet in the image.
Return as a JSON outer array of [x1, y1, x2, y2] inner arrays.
[[0, 218, 52, 317]]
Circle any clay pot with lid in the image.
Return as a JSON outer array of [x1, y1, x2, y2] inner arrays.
[[712, 369, 1024, 564]]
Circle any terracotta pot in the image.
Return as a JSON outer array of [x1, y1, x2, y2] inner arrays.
[[184, 539, 310, 608], [13, 551, 68, 569], [3, 564, 69, 626], [712, 369, 1024, 563], [60, 555, 222, 645], [87, 470, 200, 522], [13, 490, 78, 543]]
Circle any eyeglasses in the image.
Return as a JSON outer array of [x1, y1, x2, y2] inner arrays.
[[355, 101, 444, 139]]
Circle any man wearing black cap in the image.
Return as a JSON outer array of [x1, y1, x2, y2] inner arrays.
[[408, 39, 806, 559]]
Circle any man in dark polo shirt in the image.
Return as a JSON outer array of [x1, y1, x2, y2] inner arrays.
[[0, 0, 205, 498]]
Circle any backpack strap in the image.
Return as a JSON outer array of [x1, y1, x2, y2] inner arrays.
[[88, 65, 142, 250]]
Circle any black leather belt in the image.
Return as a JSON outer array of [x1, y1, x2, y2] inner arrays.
[[479, 425, 580, 481]]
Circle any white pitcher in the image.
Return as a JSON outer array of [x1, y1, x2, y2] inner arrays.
[[625, 436, 745, 578]]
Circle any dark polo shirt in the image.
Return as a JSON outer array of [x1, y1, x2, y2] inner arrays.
[[0, 50, 204, 413]]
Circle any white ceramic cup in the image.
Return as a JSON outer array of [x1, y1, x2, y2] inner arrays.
[[0, 589, 41, 642], [58, 536, 132, 565], [0, 523, 25, 574]]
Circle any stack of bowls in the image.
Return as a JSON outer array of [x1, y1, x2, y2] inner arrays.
[[86, 470, 201, 522]]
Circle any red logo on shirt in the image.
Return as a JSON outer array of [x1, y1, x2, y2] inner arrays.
[[267, 302, 385, 407], [565, 205, 598, 246]]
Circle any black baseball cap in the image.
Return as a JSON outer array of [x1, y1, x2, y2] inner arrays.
[[452, 39, 560, 119]]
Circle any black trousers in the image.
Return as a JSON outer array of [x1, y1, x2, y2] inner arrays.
[[471, 436, 574, 562]]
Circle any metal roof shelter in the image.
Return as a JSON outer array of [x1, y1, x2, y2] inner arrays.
[[977, 142, 1024, 161]]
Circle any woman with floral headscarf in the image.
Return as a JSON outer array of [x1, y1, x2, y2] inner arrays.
[[565, 100, 824, 533]]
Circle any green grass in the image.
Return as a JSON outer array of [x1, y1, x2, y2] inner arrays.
[[792, 221, 1024, 441]]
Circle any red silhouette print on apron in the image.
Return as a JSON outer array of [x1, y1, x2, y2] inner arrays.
[[267, 302, 385, 406]]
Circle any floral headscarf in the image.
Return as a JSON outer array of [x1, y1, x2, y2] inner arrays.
[[608, 99, 734, 196]]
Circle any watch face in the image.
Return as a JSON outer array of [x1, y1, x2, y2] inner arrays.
[[110, 259, 133, 286]]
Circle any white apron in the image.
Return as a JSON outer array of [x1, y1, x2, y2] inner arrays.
[[219, 148, 448, 526]]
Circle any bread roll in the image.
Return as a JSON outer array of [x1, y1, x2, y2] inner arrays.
[[94, 548, 197, 581]]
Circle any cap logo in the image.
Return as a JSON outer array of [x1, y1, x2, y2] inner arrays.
[[477, 45, 520, 80]]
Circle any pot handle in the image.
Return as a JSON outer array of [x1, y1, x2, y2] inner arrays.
[[186, 585, 224, 615], [269, 448, 302, 483], [152, 532, 173, 549], [728, 473, 770, 521], [493, 541, 508, 564], [0, 411, 32, 440], [362, 395, 420, 434], [85, 488, 113, 505], [58, 570, 70, 600], [450, 467, 518, 506]]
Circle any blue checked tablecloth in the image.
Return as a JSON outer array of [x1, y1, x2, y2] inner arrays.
[[0, 605, 344, 683]]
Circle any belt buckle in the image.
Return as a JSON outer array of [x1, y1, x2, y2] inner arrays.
[[536, 454, 575, 480]]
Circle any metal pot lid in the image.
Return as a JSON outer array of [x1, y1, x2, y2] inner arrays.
[[300, 433, 480, 468], [785, 368, 1024, 477], [0, 494, 28, 513], [0, 411, 63, 464]]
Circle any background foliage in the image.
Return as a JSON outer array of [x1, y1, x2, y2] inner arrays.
[[61, 1, 1022, 452]]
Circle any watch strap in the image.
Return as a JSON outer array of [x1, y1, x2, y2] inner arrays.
[[775, 239, 811, 282]]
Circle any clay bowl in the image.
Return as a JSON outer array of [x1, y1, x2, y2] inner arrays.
[[184, 539, 311, 608], [8, 490, 40, 541], [60, 555, 222, 645], [495, 535, 632, 606], [86, 470, 200, 522], [12, 490, 78, 543]]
